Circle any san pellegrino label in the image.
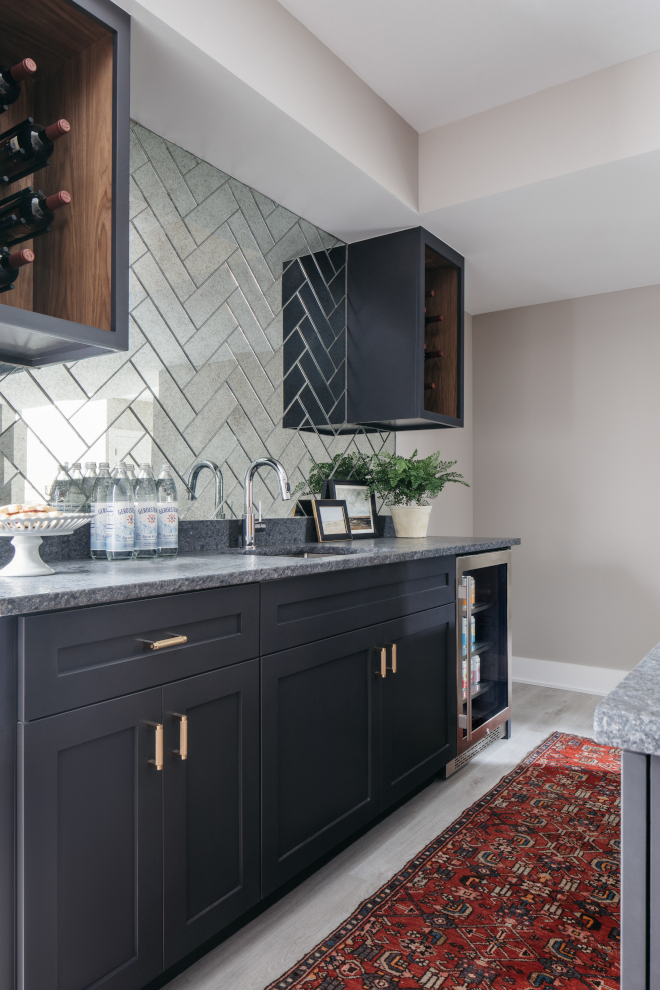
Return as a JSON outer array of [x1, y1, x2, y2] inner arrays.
[[135, 502, 157, 549], [157, 502, 178, 548], [106, 503, 134, 550], [90, 502, 108, 551]]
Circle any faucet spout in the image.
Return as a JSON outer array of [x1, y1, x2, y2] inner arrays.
[[243, 457, 291, 549], [186, 460, 225, 519]]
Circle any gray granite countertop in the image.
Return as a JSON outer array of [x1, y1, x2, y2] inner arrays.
[[0, 536, 519, 617], [594, 642, 660, 755]]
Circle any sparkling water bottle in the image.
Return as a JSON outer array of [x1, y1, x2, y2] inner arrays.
[[133, 463, 158, 559], [49, 463, 71, 508], [81, 461, 97, 512], [90, 463, 112, 561], [157, 465, 178, 557], [65, 462, 85, 512], [106, 463, 135, 561], [125, 462, 137, 494]]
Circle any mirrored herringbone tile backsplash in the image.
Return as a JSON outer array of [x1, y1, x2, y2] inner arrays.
[[0, 121, 393, 519]]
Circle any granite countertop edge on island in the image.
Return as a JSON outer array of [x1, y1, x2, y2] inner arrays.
[[594, 641, 660, 755], [0, 536, 520, 617]]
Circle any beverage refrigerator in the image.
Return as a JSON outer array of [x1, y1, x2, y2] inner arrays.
[[445, 550, 512, 774]]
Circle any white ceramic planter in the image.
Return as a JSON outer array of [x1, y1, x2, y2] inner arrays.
[[389, 505, 432, 538]]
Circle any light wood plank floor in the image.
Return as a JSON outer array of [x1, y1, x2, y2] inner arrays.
[[164, 683, 601, 990]]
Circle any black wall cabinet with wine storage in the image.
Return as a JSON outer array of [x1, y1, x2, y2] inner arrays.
[[0, 0, 129, 367], [347, 226, 464, 431]]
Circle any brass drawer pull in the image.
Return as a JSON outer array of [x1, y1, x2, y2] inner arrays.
[[385, 642, 397, 674], [172, 713, 188, 760], [140, 633, 188, 650], [147, 722, 164, 770], [375, 646, 387, 678]]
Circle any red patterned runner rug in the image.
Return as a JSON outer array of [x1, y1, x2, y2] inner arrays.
[[267, 732, 620, 990]]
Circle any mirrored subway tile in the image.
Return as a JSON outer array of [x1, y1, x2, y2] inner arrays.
[[92, 360, 147, 404], [319, 229, 339, 251], [66, 346, 133, 399], [264, 223, 308, 279], [264, 276, 284, 317], [226, 250, 274, 330], [0, 368, 52, 413], [133, 208, 196, 302], [129, 222, 148, 266], [150, 403, 196, 474], [185, 161, 229, 205], [226, 403, 270, 462], [183, 263, 239, 329], [185, 304, 238, 370], [184, 223, 239, 288], [228, 180, 275, 255], [227, 211, 277, 294], [264, 205, 298, 242], [166, 141, 199, 176], [263, 348, 284, 389], [129, 176, 147, 220], [263, 310, 284, 352], [21, 404, 87, 467], [266, 426, 305, 467], [132, 162, 196, 259], [133, 127, 197, 216], [184, 382, 238, 454], [183, 343, 237, 413], [129, 269, 148, 311], [226, 366, 275, 441], [131, 255, 197, 345], [226, 287, 274, 358], [299, 219, 326, 256], [129, 129, 148, 173], [252, 189, 277, 218], [131, 298, 196, 388], [185, 184, 240, 245], [132, 349, 196, 433], [226, 326, 275, 399], [263, 381, 284, 424], [197, 422, 239, 476], [28, 364, 87, 405]]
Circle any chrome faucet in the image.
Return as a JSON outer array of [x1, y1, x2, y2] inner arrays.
[[243, 457, 291, 549], [186, 460, 225, 519]]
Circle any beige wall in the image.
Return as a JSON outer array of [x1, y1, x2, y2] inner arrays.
[[473, 284, 660, 672], [396, 314, 473, 537]]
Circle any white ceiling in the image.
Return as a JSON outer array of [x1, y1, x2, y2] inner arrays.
[[276, 0, 660, 131]]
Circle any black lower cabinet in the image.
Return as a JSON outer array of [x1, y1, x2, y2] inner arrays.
[[19, 688, 163, 990], [380, 605, 455, 808], [261, 626, 383, 895], [162, 661, 260, 968]]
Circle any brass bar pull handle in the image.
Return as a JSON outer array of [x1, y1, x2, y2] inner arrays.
[[172, 713, 188, 760], [147, 722, 164, 770], [375, 647, 387, 678], [385, 643, 397, 674], [140, 633, 188, 651]]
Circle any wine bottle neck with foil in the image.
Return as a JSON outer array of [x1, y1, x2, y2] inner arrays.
[[0, 60, 37, 113]]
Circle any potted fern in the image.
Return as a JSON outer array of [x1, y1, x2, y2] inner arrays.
[[368, 450, 469, 538]]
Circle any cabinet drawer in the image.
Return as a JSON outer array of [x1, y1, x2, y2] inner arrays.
[[261, 556, 455, 654], [19, 585, 260, 721]]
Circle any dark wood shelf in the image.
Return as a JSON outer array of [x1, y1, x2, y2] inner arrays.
[[0, 0, 129, 366]]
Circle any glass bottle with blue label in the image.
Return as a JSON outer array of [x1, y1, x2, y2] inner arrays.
[[90, 463, 112, 560], [106, 463, 135, 561], [157, 464, 178, 557], [133, 463, 158, 559]]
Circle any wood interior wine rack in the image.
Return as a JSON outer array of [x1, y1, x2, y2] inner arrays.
[[424, 246, 459, 419], [0, 0, 129, 365]]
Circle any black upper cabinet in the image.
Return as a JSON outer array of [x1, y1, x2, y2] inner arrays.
[[0, 0, 129, 367], [347, 227, 464, 431]]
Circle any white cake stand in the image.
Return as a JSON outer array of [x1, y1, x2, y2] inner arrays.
[[0, 514, 92, 576]]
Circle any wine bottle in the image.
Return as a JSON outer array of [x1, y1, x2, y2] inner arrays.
[[0, 117, 70, 185], [424, 349, 443, 360], [0, 187, 71, 247], [424, 314, 443, 325], [0, 60, 37, 116], [424, 383, 436, 391], [0, 246, 34, 293], [425, 289, 435, 299]]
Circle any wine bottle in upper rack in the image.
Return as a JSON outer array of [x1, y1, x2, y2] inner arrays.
[[0, 60, 37, 116], [425, 314, 443, 325], [424, 349, 443, 360], [0, 246, 34, 293], [0, 187, 71, 247], [0, 117, 70, 185]]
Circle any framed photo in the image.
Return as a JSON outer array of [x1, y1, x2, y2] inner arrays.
[[324, 479, 377, 538], [311, 499, 352, 542]]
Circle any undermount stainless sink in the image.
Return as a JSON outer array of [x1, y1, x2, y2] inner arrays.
[[225, 544, 374, 558]]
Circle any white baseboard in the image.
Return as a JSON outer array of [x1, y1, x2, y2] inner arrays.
[[512, 656, 628, 696]]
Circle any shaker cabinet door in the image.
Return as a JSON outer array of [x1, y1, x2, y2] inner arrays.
[[261, 626, 382, 895], [19, 689, 163, 990], [380, 605, 455, 808], [162, 661, 261, 968]]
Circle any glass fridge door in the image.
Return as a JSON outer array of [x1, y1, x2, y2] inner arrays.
[[458, 551, 511, 749]]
